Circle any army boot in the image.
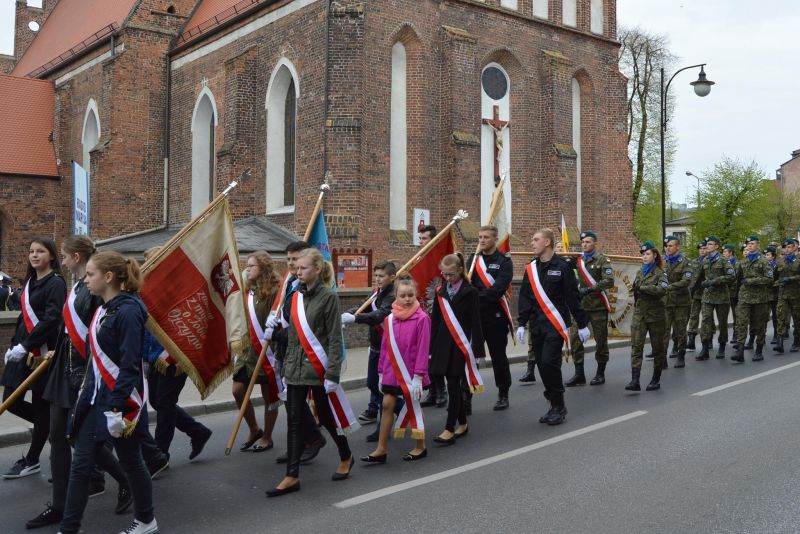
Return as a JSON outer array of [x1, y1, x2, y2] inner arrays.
[[716, 343, 726, 360], [744, 335, 755, 350], [646, 366, 662, 391], [625, 368, 641, 391], [686, 334, 696, 352], [752, 344, 764, 361], [545, 394, 567, 426], [674, 351, 686, 368], [519, 361, 536, 383], [731, 345, 745, 363], [565, 362, 586, 387], [590, 362, 606, 385], [774, 336, 785, 354], [695, 341, 710, 361]]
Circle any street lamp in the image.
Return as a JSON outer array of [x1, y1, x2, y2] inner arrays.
[[686, 170, 701, 208], [660, 65, 715, 242]]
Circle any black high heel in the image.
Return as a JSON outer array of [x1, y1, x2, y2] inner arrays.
[[332, 457, 355, 481], [360, 453, 387, 464]]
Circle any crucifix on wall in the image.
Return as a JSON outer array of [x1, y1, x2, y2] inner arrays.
[[482, 104, 510, 186]]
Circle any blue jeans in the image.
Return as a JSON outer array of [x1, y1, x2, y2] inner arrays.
[[60, 405, 154, 534], [367, 348, 382, 413]]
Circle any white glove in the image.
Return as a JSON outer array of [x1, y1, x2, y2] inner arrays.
[[4, 349, 12, 365], [265, 313, 279, 330], [378, 373, 383, 389], [516, 327, 526, 344], [324, 379, 338, 394], [264, 326, 274, 341], [578, 327, 591, 344], [7, 344, 26, 363], [104, 411, 125, 438], [278, 378, 287, 402], [411, 375, 423, 401], [341, 312, 356, 325]]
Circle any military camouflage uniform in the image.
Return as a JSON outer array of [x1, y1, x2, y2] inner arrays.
[[728, 258, 741, 342], [569, 253, 614, 365], [687, 257, 705, 337], [700, 253, 736, 346], [663, 254, 695, 354], [734, 253, 774, 347], [631, 265, 668, 370], [776, 254, 800, 344]]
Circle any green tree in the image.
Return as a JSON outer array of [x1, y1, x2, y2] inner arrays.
[[693, 158, 773, 247], [633, 179, 664, 244], [764, 186, 800, 244]]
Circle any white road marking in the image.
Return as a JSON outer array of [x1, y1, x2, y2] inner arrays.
[[333, 410, 648, 509], [692, 360, 800, 397]]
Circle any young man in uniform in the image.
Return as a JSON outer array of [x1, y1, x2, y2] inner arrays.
[[686, 241, 707, 351], [565, 231, 613, 386], [698, 236, 736, 360], [732, 236, 774, 362], [663, 235, 695, 368], [468, 226, 514, 410], [723, 244, 743, 349]]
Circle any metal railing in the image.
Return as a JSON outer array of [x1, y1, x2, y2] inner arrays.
[[175, 0, 268, 47], [28, 22, 118, 78]]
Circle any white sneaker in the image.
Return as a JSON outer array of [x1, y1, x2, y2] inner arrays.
[[2, 457, 40, 479], [118, 518, 158, 534]]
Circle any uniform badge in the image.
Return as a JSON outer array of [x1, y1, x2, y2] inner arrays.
[[660, 280, 669, 289], [726, 268, 735, 275], [604, 268, 613, 276], [767, 269, 774, 277], [488, 264, 500, 269], [547, 270, 562, 276], [684, 272, 693, 278]]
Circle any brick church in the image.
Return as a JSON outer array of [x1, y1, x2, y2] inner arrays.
[[0, 0, 635, 280]]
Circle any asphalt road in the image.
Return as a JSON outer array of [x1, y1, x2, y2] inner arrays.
[[1, 340, 800, 533]]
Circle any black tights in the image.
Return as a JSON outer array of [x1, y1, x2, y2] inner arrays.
[[444, 375, 467, 432], [285, 384, 351, 478], [3, 386, 49, 464]]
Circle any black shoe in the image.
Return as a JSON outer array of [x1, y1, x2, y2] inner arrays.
[[420, 391, 437, 407], [646, 368, 662, 391], [266, 481, 300, 497], [716, 343, 726, 360], [332, 457, 355, 481], [402, 449, 428, 461], [435, 390, 448, 408], [300, 437, 327, 464], [518, 361, 536, 383], [565, 373, 586, 387], [189, 427, 212, 460], [239, 429, 264, 452], [686, 335, 696, 352], [493, 397, 509, 411], [25, 505, 62, 529], [539, 405, 555, 424], [360, 453, 387, 464], [454, 425, 469, 439], [546, 405, 567, 425], [696, 342, 710, 361], [89, 479, 105, 498], [434, 434, 456, 445], [744, 336, 755, 350], [731, 348, 745, 363], [147, 457, 169, 479], [674, 354, 685, 368], [625, 368, 641, 391], [590, 363, 606, 385], [115, 485, 133, 515], [775, 338, 785, 354], [366, 429, 379, 443]]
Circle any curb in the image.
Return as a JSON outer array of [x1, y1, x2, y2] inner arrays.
[[0, 340, 632, 449]]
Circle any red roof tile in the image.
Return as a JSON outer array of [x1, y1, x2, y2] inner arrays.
[[0, 75, 58, 177], [11, 0, 137, 77], [178, 0, 269, 47]]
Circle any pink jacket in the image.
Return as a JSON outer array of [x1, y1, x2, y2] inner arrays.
[[378, 307, 431, 387]]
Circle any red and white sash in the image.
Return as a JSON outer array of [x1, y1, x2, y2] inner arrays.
[[156, 349, 177, 367], [474, 255, 515, 332], [436, 294, 484, 393], [526, 261, 571, 349], [291, 292, 359, 434], [270, 273, 290, 314], [63, 283, 89, 359], [88, 307, 148, 435], [385, 315, 424, 439], [246, 291, 283, 406], [20, 280, 48, 357], [576, 256, 611, 313]]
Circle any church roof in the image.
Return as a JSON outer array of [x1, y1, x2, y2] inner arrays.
[[11, 0, 137, 77], [176, 0, 273, 48], [0, 75, 58, 178]]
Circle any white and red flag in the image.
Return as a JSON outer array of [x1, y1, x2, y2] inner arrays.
[[140, 197, 249, 399]]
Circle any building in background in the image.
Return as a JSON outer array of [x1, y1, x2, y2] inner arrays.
[[776, 148, 800, 193]]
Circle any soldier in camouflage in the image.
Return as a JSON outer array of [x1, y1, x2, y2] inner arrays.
[[686, 241, 707, 351], [697, 236, 736, 361], [662, 235, 695, 369], [626, 241, 668, 392], [775, 238, 800, 354], [764, 246, 780, 346], [732, 236, 774, 362], [565, 231, 614, 387]]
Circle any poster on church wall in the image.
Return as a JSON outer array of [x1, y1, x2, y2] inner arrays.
[[413, 208, 430, 246], [72, 161, 90, 235]]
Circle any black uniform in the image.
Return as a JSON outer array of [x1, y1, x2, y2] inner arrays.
[[517, 255, 588, 411], [468, 250, 513, 398]]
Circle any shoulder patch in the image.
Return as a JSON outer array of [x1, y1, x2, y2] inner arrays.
[[604, 268, 613, 276], [767, 269, 774, 278], [660, 279, 669, 288], [726, 268, 735, 275], [684, 271, 693, 278]]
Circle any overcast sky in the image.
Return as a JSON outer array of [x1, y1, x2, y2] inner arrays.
[[2, 1, 796, 204]]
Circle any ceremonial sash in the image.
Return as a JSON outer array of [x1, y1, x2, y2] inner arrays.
[[291, 292, 359, 434], [436, 294, 484, 393], [526, 260, 571, 349], [88, 307, 148, 436], [63, 283, 89, 359], [247, 291, 283, 406], [385, 315, 424, 439], [20, 280, 47, 357], [270, 273, 290, 314], [576, 257, 611, 313], [474, 255, 514, 332]]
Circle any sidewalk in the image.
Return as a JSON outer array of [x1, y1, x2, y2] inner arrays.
[[0, 338, 629, 448]]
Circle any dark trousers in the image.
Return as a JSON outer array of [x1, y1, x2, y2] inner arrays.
[[60, 406, 153, 534], [443, 374, 467, 432], [366, 348, 382, 413], [148, 367, 208, 455], [483, 316, 511, 397], [285, 384, 350, 478], [3, 386, 49, 464], [529, 321, 566, 401], [49, 406, 127, 513]]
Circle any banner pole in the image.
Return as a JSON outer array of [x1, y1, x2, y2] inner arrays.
[[467, 175, 505, 281], [0, 358, 50, 417]]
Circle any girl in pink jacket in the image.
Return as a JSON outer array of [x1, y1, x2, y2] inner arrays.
[[361, 277, 430, 463]]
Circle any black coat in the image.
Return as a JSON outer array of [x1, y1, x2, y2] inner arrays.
[[2, 272, 66, 391], [353, 282, 395, 350], [517, 255, 588, 332], [468, 250, 513, 326], [429, 281, 486, 377]]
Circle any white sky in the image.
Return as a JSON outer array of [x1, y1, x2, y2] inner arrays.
[[2, 1, 796, 205], [618, 0, 799, 204]]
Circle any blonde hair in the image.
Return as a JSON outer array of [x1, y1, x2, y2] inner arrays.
[[90, 251, 142, 293], [536, 228, 556, 249], [395, 275, 417, 295], [440, 253, 466, 281]]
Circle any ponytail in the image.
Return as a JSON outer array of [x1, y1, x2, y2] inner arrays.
[[90, 251, 142, 293], [62, 235, 97, 264]]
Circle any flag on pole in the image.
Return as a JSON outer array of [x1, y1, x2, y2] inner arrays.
[[308, 209, 332, 262], [140, 197, 249, 399], [561, 214, 570, 251], [409, 230, 455, 309], [488, 183, 512, 254]]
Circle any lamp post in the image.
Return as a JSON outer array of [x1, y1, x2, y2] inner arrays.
[[685, 170, 701, 208], [660, 65, 714, 242]]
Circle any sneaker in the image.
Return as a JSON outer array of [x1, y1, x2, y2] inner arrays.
[[358, 409, 377, 424], [3, 458, 40, 479], [89, 479, 105, 498], [25, 504, 62, 529], [118, 518, 158, 534], [115, 485, 133, 515], [147, 457, 169, 479]]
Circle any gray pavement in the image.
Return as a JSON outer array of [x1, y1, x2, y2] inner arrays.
[[0, 333, 798, 533]]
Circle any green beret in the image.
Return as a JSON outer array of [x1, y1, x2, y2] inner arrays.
[[783, 238, 798, 246], [580, 231, 597, 240], [723, 244, 735, 252], [640, 240, 657, 253], [664, 235, 680, 244], [696, 242, 705, 249], [705, 236, 721, 244], [766, 246, 777, 254], [746, 235, 760, 243]]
